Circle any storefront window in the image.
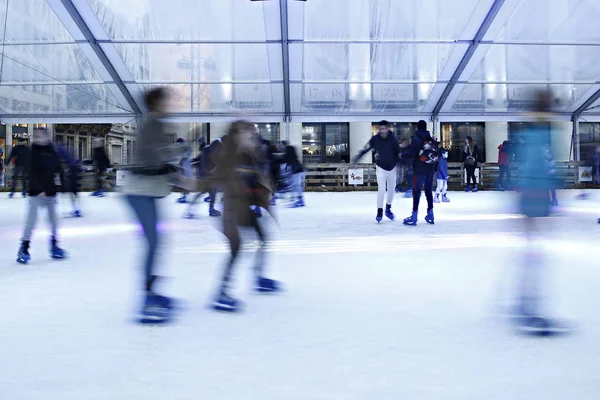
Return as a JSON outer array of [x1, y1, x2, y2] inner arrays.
[[441, 122, 486, 163], [302, 123, 349, 164], [371, 122, 418, 141], [255, 123, 279, 144], [579, 123, 600, 165]]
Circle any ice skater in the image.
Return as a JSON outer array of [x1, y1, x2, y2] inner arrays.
[[123, 87, 180, 324], [544, 143, 558, 206], [91, 138, 110, 197], [211, 121, 281, 312], [16, 129, 66, 264], [56, 142, 81, 217], [352, 120, 401, 222], [7, 138, 30, 198], [281, 140, 305, 207], [463, 136, 481, 192], [512, 89, 568, 336], [403, 120, 438, 226], [176, 138, 193, 204], [434, 148, 450, 203], [498, 140, 512, 191]]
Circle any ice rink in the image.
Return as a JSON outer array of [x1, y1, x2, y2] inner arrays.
[[0, 190, 599, 399]]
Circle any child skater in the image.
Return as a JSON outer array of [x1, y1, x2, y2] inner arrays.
[[434, 148, 450, 203]]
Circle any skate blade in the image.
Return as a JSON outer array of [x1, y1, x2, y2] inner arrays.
[[212, 303, 240, 312], [138, 314, 170, 324]]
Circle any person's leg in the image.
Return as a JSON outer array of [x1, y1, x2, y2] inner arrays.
[[385, 167, 396, 206], [10, 166, 20, 194], [209, 188, 217, 209], [468, 167, 477, 187], [424, 174, 434, 211], [220, 223, 241, 295], [436, 179, 444, 195], [127, 195, 160, 292], [45, 196, 59, 239], [498, 166, 505, 187], [22, 196, 40, 242], [412, 175, 425, 212], [442, 179, 448, 195], [376, 166, 386, 210]]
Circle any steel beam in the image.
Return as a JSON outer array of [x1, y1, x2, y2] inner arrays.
[[431, 0, 506, 117], [279, 0, 291, 119], [46, 0, 141, 114], [573, 86, 600, 117]]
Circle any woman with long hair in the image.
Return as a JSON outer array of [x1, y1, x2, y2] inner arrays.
[[462, 135, 481, 192], [212, 121, 281, 312]]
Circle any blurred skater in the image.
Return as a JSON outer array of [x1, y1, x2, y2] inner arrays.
[[123, 88, 179, 323], [498, 140, 512, 191], [281, 140, 305, 207], [7, 138, 30, 198], [513, 89, 568, 336], [403, 120, 438, 225], [353, 120, 401, 223], [176, 138, 192, 204], [434, 148, 450, 203], [212, 121, 280, 312], [185, 138, 222, 218], [91, 138, 111, 197], [544, 143, 558, 206], [463, 136, 481, 192], [56, 142, 82, 217], [16, 129, 66, 264]]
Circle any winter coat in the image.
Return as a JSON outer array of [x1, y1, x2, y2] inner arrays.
[[28, 143, 62, 197], [215, 136, 273, 228], [463, 143, 481, 168], [93, 146, 111, 171], [203, 138, 223, 173], [498, 144, 511, 166], [8, 143, 31, 168], [436, 157, 449, 180], [403, 129, 436, 176], [353, 133, 401, 171], [284, 145, 304, 174]]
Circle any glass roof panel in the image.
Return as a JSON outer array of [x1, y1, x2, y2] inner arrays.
[[0, 44, 104, 84], [289, 43, 467, 82], [88, 0, 281, 42], [447, 83, 590, 113], [137, 83, 283, 113], [0, 84, 132, 114], [115, 43, 282, 83], [485, 0, 600, 42], [288, 0, 493, 41], [466, 44, 600, 83], [0, 0, 75, 43], [290, 82, 436, 114]]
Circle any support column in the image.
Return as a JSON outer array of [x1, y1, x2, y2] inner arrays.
[[485, 122, 508, 162], [551, 121, 573, 162], [350, 122, 372, 159]]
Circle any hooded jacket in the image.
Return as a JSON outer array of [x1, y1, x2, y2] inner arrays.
[[498, 144, 511, 166], [403, 129, 436, 176], [28, 143, 62, 197]]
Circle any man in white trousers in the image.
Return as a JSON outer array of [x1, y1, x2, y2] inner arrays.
[[353, 120, 402, 223]]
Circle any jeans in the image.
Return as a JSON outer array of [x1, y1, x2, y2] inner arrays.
[[465, 165, 477, 187], [499, 165, 511, 187], [412, 174, 434, 212], [293, 172, 304, 200], [376, 166, 396, 208], [22, 195, 58, 241], [126, 195, 160, 292], [11, 166, 27, 194]]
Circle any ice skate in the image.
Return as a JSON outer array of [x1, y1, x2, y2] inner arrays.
[[256, 277, 282, 293], [403, 211, 418, 226], [551, 198, 558, 206], [471, 185, 478, 193], [22, 190, 26, 198], [515, 316, 570, 337], [50, 237, 66, 260], [8, 192, 13, 199], [176, 194, 188, 204], [204, 196, 212, 203], [403, 190, 412, 198], [17, 241, 31, 265], [385, 204, 395, 220], [293, 197, 305, 208], [464, 185, 470, 192], [434, 194, 440, 203], [212, 292, 241, 312], [442, 194, 450, 203], [253, 207, 262, 218], [376, 208, 383, 223], [425, 209, 435, 225], [209, 208, 222, 217], [71, 210, 82, 218], [183, 211, 196, 219], [138, 292, 174, 324]]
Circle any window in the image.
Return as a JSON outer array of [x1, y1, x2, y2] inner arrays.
[[126, 140, 132, 164], [441, 122, 486, 163], [254, 123, 279, 144], [302, 123, 349, 164], [34, 124, 47, 130], [579, 123, 600, 165], [55, 135, 64, 144], [79, 137, 88, 160], [66, 136, 75, 156]]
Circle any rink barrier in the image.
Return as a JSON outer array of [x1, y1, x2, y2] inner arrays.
[[0, 162, 587, 192]]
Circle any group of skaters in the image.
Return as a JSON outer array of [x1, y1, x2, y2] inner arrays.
[[5, 87, 600, 336]]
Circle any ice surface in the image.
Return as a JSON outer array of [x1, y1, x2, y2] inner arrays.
[[0, 190, 599, 400]]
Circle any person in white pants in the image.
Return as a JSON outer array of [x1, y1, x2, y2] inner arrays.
[[435, 149, 450, 203], [352, 120, 402, 222]]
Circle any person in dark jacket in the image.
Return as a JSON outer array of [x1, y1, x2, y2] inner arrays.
[[434, 148, 450, 203], [498, 141, 512, 191], [200, 137, 224, 213], [282, 140, 305, 207], [185, 137, 222, 218], [353, 120, 401, 222], [7, 138, 31, 198], [463, 135, 481, 192], [402, 120, 437, 225], [92, 138, 111, 197], [211, 121, 280, 312], [16, 130, 66, 264], [56, 142, 81, 217]]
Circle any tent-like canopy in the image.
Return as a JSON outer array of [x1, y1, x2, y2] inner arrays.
[[2, 0, 600, 123]]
